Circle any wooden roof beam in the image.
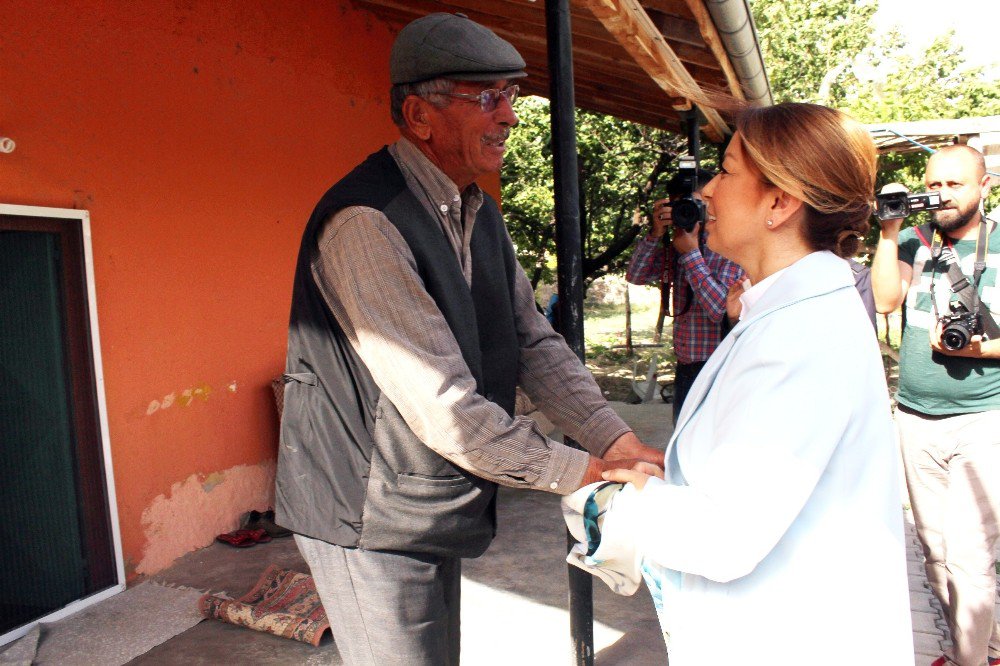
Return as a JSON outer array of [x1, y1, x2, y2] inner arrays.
[[643, 11, 705, 47], [578, 0, 729, 141]]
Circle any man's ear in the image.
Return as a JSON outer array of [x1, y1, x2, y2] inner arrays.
[[767, 188, 805, 229], [402, 96, 432, 141], [980, 173, 992, 200]]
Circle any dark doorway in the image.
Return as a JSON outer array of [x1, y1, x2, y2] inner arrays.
[[0, 209, 119, 639]]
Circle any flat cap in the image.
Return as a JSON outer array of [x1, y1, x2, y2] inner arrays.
[[390, 13, 527, 85]]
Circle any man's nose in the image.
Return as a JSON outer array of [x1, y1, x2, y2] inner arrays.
[[494, 96, 518, 127]]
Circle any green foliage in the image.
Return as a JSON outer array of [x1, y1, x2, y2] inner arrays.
[[502, 0, 1000, 284], [502, 96, 690, 288], [752, 0, 878, 105], [751, 0, 1000, 248], [501, 97, 559, 285], [844, 31, 1000, 122]]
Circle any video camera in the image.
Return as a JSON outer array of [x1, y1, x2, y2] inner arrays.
[[874, 191, 943, 221], [670, 155, 708, 233]]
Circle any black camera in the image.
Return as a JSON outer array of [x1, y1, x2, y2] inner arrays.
[[670, 155, 707, 232], [875, 191, 943, 220], [939, 302, 983, 351]]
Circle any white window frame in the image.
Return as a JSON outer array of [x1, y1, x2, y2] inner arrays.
[[0, 204, 125, 647]]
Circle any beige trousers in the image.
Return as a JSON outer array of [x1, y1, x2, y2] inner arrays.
[[898, 406, 1000, 666]]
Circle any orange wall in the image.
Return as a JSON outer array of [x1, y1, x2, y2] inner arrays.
[[0, 0, 402, 578]]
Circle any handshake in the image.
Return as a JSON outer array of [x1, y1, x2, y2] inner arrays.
[[584, 432, 665, 490]]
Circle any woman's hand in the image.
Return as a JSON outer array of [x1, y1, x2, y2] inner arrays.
[[602, 461, 665, 490], [726, 278, 748, 324]]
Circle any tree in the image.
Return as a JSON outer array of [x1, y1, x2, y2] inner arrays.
[[501, 96, 690, 289], [502, 0, 1000, 296], [751, 0, 1000, 239], [847, 33, 1000, 233], [752, 0, 878, 106]]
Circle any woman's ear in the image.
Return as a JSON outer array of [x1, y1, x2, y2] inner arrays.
[[402, 96, 432, 141], [767, 188, 805, 229]]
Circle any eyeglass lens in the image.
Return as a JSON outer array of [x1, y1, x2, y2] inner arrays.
[[483, 85, 519, 111]]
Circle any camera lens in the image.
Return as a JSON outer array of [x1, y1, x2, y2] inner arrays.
[[671, 198, 704, 233], [941, 325, 969, 351], [875, 192, 911, 221]]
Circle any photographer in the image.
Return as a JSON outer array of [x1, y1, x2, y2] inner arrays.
[[871, 144, 999, 666], [626, 170, 745, 422]]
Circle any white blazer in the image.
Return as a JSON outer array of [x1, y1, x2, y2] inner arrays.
[[606, 251, 913, 665]]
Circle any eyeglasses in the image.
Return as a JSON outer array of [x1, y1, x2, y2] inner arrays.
[[439, 84, 520, 112]]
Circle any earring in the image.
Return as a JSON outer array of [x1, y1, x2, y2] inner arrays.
[[766, 219, 773, 227]]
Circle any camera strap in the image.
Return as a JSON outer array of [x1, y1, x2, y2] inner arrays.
[[927, 220, 1000, 340]]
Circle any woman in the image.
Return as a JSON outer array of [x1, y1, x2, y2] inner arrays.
[[566, 103, 913, 664]]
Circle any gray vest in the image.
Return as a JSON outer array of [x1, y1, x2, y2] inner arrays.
[[275, 148, 520, 558]]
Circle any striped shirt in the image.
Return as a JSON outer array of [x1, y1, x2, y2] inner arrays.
[[312, 138, 631, 494], [626, 234, 745, 363]]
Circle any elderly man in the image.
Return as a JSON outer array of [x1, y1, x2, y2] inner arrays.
[[872, 144, 999, 666], [274, 13, 661, 664]]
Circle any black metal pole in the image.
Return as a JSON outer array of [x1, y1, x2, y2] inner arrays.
[[683, 106, 701, 159], [544, 1, 593, 664]]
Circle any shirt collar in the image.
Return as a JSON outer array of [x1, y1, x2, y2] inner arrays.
[[738, 268, 787, 321], [391, 137, 483, 215]]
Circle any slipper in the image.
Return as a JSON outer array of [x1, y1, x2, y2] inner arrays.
[[216, 530, 257, 548], [215, 528, 271, 548], [245, 528, 272, 544]]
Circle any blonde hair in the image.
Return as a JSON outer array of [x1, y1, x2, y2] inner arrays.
[[737, 103, 877, 258]]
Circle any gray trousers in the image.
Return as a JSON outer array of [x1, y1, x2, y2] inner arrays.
[[897, 406, 1000, 666], [294, 534, 461, 665]]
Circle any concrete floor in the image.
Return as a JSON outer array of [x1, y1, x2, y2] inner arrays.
[[43, 400, 955, 665], [134, 485, 667, 665], [130, 403, 674, 665]]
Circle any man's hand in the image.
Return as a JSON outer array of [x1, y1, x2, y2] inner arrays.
[[581, 455, 653, 487], [879, 216, 904, 237], [872, 183, 912, 313], [671, 223, 700, 254], [579, 432, 664, 488], [649, 198, 671, 238], [603, 431, 663, 467], [603, 461, 665, 491], [649, 197, 698, 253], [877, 183, 908, 238], [929, 325, 997, 358]]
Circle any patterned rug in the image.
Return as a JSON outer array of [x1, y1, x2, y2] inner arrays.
[[199, 565, 329, 646]]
